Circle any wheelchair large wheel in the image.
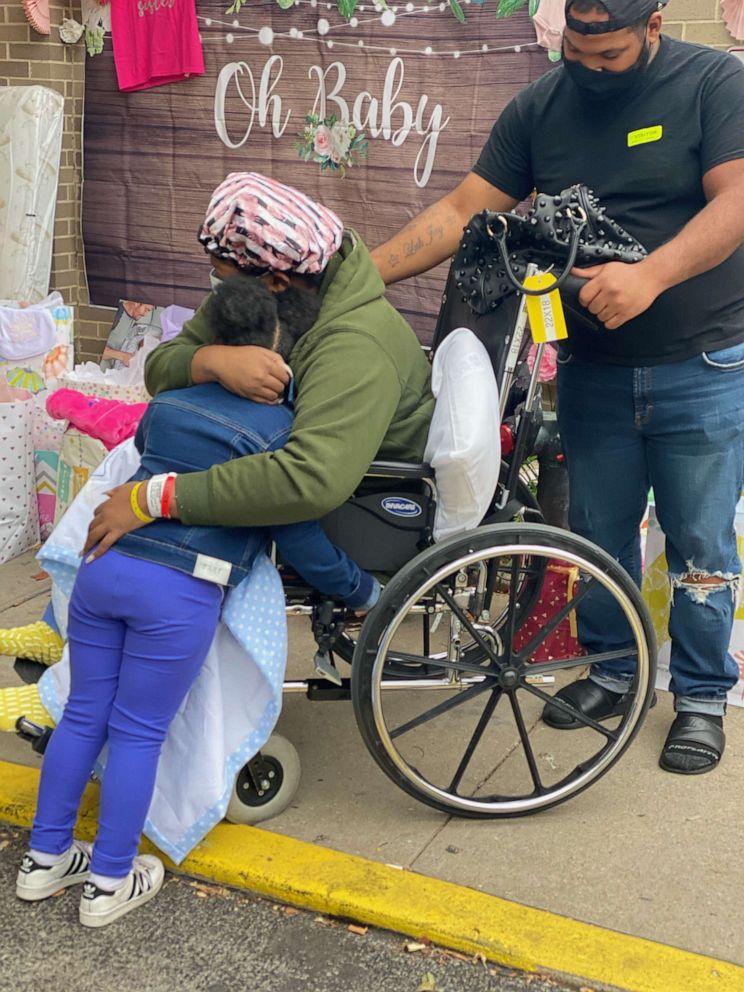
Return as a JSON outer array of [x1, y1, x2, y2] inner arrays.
[[351, 523, 656, 818]]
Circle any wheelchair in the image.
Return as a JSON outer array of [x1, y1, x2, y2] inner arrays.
[[13, 261, 657, 828], [222, 265, 658, 825]]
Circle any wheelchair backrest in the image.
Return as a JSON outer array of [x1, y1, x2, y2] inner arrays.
[[432, 257, 531, 413]]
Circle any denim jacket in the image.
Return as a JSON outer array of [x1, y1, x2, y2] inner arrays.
[[114, 383, 376, 608]]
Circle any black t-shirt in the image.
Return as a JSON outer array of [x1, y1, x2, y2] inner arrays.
[[473, 37, 744, 365]]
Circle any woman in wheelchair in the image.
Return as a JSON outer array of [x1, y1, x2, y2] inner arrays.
[[15, 233, 380, 928], [8, 172, 658, 854]]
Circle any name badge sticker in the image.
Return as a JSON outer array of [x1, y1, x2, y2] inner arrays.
[[628, 125, 663, 148]]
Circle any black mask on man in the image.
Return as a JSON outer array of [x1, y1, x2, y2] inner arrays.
[[563, 35, 652, 102]]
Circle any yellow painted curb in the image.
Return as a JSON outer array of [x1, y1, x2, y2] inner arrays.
[[1, 758, 741, 992]]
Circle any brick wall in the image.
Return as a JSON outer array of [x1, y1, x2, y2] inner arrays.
[[0, 0, 112, 362], [664, 0, 735, 48], [0, 0, 739, 361]]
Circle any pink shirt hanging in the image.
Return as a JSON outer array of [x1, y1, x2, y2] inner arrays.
[[111, 0, 205, 93]]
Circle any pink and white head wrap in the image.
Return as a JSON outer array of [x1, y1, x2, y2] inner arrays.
[[199, 172, 344, 276]]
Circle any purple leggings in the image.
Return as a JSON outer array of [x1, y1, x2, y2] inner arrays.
[[30, 551, 222, 877]]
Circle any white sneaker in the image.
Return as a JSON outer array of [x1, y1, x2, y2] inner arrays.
[[79, 855, 164, 928], [16, 840, 92, 901]]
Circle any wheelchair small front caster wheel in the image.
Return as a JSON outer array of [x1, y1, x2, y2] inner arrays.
[[225, 734, 301, 825]]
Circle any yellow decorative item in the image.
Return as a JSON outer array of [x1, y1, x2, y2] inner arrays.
[[5, 366, 45, 394], [0, 684, 55, 733], [524, 272, 569, 344], [0, 620, 63, 664], [130, 482, 155, 524]]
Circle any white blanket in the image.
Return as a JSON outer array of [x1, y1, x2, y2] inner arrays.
[[37, 439, 288, 864]]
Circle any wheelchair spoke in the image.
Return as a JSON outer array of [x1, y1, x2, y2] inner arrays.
[[435, 584, 502, 668], [519, 682, 620, 741], [508, 691, 545, 795], [448, 688, 503, 794], [526, 648, 638, 677], [503, 555, 523, 655], [515, 577, 596, 660], [390, 680, 494, 740]]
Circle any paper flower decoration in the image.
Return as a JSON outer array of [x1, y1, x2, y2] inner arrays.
[[42, 344, 71, 380], [722, 0, 744, 42], [296, 115, 368, 177], [59, 17, 84, 43], [22, 0, 50, 34]]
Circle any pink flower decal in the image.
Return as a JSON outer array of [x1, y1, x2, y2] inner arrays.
[[297, 113, 368, 177]]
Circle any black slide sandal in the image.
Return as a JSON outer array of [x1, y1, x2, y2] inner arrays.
[[659, 713, 725, 776]]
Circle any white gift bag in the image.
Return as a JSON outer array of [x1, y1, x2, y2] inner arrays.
[[0, 394, 40, 563]]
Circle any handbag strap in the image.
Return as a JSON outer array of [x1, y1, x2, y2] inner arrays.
[[488, 206, 588, 297]]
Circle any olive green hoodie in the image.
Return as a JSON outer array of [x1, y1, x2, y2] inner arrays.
[[144, 231, 435, 527]]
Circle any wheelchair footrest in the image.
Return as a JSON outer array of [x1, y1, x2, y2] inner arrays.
[[314, 651, 343, 687]]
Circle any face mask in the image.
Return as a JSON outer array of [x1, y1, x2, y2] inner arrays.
[[563, 38, 651, 101], [209, 269, 222, 292]]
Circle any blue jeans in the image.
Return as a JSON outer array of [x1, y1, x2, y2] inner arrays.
[[30, 552, 222, 877], [557, 342, 744, 717]]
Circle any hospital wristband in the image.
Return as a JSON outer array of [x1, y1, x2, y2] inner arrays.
[[161, 473, 178, 519], [145, 474, 169, 518], [130, 483, 155, 524]]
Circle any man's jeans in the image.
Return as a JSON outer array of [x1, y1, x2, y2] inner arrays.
[[557, 342, 744, 717]]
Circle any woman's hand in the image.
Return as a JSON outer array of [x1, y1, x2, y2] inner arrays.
[[193, 345, 291, 403], [82, 483, 148, 561]]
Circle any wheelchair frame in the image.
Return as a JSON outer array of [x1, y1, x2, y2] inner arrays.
[[224, 277, 657, 824]]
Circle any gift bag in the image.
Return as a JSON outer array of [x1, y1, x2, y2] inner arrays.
[[0, 394, 40, 563], [513, 562, 587, 663], [35, 449, 59, 540], [99, 301, 165, 372], [54, 429, 108, 524], [59, 376, 150, 405]]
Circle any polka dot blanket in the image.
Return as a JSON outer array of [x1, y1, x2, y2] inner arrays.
[[37, 439, 288, 864]]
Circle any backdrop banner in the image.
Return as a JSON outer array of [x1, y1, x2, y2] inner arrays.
[[82, 0, 547, 341]]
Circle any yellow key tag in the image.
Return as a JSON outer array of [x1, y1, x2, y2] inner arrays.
[[524, 273, 569, 344]]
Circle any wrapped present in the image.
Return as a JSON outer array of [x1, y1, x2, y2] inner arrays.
[[642, 497, 744, 708]]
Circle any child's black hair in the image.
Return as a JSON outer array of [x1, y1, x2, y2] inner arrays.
[[210, 276, 321, 361]]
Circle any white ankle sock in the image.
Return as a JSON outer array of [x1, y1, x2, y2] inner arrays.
[[89, 871, 128, 892], [29, 847, 68, 867]]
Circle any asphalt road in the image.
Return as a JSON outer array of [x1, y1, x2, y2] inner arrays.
[[0, 823, 598, 992]]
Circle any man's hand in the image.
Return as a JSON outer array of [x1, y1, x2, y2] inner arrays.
[[572, 260, 665, 330], [194, 344, 291, 403], [83, 483, 148, 561]]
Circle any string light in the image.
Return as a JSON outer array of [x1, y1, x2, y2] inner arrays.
[[197, 6, 541, 59]]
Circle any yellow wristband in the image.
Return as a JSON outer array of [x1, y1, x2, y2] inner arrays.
[[130, 482, 155, 524]]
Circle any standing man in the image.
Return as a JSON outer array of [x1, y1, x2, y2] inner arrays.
[[371, 0, 744, 775]]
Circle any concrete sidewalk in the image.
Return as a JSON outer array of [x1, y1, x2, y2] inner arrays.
[[1, 548, 742, 989]]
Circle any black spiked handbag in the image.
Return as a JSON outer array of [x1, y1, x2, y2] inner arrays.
[[444, 184, 647, 322]]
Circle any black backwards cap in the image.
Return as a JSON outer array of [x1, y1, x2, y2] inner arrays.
[[565, 0, 667, 34]]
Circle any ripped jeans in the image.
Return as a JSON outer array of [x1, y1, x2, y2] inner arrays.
[[557, 342, 744, 716]]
